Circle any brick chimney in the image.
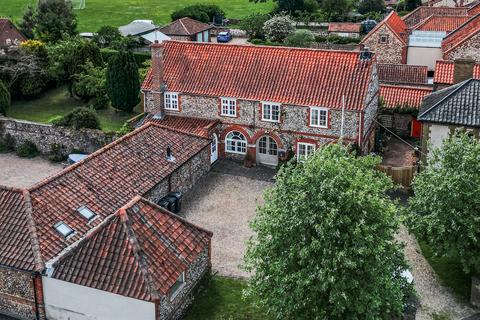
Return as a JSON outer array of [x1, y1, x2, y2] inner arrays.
[[453, 58, 475, 84], [150, 41, 166, 118]]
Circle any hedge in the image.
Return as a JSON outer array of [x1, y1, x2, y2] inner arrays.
[[100, 49, 151, 66]]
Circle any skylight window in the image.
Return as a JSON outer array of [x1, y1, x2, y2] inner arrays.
[[77, 206, 96, 221], [54, 222, 74, 238]]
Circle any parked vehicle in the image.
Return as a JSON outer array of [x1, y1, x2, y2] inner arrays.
[[217, 31, 232, 43], [68, 154, 88, 165]]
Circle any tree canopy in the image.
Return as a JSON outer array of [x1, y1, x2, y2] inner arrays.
[[244, 143, 410, 319], [358, 0, 386, 14], [407, 132, 480, 274], [35, 0, 78, 42], [0, 80, 11, 116], [250, 0, 318, 14], [171, 4, 225, 23]]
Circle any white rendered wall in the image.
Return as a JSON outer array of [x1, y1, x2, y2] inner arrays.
[[43, 277, 156, 320], [407, 47, 442, 71], [429, 124, 450, 150]]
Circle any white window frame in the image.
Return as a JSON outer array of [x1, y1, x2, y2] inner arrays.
[[225, 131, 247, 154], [309, 107, 328, 128], [220, 98, 237, 117], [54, 221, 74, 238], [261, 102, 281, 123], [297, 142, 316, 162], [164, 92, 179, 111], [77, 205, 96, 221], [170, 272, 186, 301]]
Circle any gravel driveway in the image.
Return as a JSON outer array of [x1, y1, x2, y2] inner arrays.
[[182, 165, 273, 278], [0, 153, 64, 188], [397, 226, 477, 320]]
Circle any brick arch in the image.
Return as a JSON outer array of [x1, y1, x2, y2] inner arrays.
[[251, 130, 284, 149], [220, 125, 252, 144]]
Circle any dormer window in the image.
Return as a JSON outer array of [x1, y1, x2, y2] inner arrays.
[[54, 222, 74, 238], [77, 205, 96, 221]]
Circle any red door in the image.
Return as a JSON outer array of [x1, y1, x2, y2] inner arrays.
[[411, 118, 422, 138]]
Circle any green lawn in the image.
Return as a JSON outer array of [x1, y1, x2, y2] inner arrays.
[[0, 0, 273, 32], [184, 276, 269, 320], [418, 241, 472, 302], [7, 86, 140, 132]]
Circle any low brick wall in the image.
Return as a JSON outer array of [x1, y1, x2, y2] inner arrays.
[[0, 117, 117, 155]]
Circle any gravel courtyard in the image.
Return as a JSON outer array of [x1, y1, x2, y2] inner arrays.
[[182, 161, 274, 278], [0, 153, 64, 188]]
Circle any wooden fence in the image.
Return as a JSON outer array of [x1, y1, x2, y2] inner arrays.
[[377, 165, 417, 188]]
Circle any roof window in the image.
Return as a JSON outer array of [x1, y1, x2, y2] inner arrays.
[[54, 222, 74, 238], [77, 205, 96, 221]]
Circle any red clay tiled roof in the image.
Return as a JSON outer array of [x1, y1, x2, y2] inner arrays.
[[147, 115, 219, 138], [402, 7, 469, 28], [27, 123, 210, 262], [434, 60, 480, 84], [160, 17, 211, 36], [52, 197, 211, 301], [0, 19, 26, 46], [141, 68, 153, 91], [380, 84, 433, 109], [442, 13, 480, 54], [362, 11, 408, 45], [328, 23, 361, 33], [414, 15, 470, 32], [0, 187, 42, 271], [378, 64, 428, 85], [146, 41, 375, 111]]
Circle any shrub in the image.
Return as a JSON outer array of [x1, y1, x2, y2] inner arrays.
[[263, 15, 295, 42], [16, 141, 39, 158], [0, 80, 10, 116], [315, 34, 361, 44], [72, 61, 108, 110], [239, 13, 269, 40], [93, 25, 122, 48], [51, 107, 101, 130], [284, 29, 315, 47], [48, 143, 66, 162], [171, 4, 225, 23], [0, 139, 9, 153], [100, 49, 150, 66]]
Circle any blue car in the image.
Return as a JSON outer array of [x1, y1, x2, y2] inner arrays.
[[217, 31, 232, 43]]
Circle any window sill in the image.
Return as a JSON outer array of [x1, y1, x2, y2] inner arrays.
[[226, 150, 247, 155], [262, 119, 280, 123], [221, 114, 237, 118], [169, 282, 186, 302], [165, 109, 180, 112], [309, 124, 328, 129]]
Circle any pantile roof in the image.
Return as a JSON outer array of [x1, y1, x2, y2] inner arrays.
[[402, 7, 469, 28], [160, 18, 211, 36], [52, 196, 212, 301], [442, 13, 480, 54], [0, 18, 26, 46], [378, 64, 428, 85], [362, 11, 408, 45], [0, 187, 41, 271], [380, 84, 433, 109], [27, 123, 210, 262], [434, 60, 480, 84], [328, 23, 361, 33], [413, 15, 470, 33], [146, 41, 375, 111], [147, 115, 219, 138], [419, 79, 480, 126]]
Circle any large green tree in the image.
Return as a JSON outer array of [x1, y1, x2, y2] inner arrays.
[[358, 0, 386, 14], [251, 0, 318, 14], [408, 133, 480, 274], [106, 50, 140, 112], [405, 0, 421, 11], [318, 0, 351, 20], [245, 143, 410, 319], [0, 80, 10, 116], [35, 0, 77, 42]]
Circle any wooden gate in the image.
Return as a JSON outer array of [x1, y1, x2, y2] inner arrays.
[[377, 165, 417, 188]]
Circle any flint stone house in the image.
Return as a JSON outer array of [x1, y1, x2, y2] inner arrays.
[[142, 41, 379, 166], [361, 11, 408, 64], [0, 19, 26, 53], [159, 18, 212, 43], [442, 13, 480, 61], [0, 123, 213, 320], [419, 78, 480, 160]]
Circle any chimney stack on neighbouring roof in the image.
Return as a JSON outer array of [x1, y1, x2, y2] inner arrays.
[[150, 42, 166, 118], [360, 47, 373, 61], [453, 58, 475, 84]]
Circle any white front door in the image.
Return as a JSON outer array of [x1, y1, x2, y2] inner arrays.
[[256, 136, 278, 166], [211, 133, 218, 164]]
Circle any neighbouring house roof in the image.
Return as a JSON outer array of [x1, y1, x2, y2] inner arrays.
[[413, 15, 470, 33], [442, 13, 480, 54], [118, 20, 157, 36], [144, 41, 376, 111], [0, 18, 26, 46], [328, 23, 361, 33], [146, 115, 219, 138], [159, 18, 212, 36], [51, 196, 212, 302], [402, 7, 469, 28], [434, 60, 480, 84], [409, 30, 446, 47], [380, 84, 433, 109], [0, 187, 42, 271], [141, 30, 171, 44], [378, 64, 429, 85], [418, 79, 480, 126], [362, 11, 409, 45], [24, 123, 210, 263]]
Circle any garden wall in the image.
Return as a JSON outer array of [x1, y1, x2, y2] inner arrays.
[[0, 117, 117, 155]]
